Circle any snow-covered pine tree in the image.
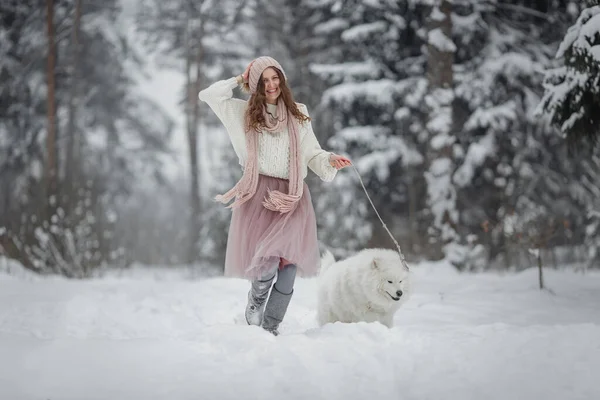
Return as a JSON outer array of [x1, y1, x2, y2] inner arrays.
[[529, 0, 600, 269], [52, 0, 174, 274], [299, 0, 594, 270], [440, 0, 587, 270], [585, 194, 600, 269], [136, 0, 253, 268], [253, 0, 329, 107], [310, 0, 428, 258], [421, 0, 463, 265], [0, 1, 48, 269], [0, 0, 173, 276], [538, 0, 600, 150]]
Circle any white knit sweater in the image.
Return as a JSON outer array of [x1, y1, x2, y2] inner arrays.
[[198, 77, 337, 182]]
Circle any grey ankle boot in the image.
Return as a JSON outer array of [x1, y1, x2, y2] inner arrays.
[[262, 287, 293, 336], [245, 275, 275, 326]]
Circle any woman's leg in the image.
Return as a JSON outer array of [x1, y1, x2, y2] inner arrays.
[[245, 259, 278, 326], [274, 263, 297, 294], [262, 262, 297, 335]]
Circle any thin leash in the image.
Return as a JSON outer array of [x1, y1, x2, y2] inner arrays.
[[350, 165, 411, 271]]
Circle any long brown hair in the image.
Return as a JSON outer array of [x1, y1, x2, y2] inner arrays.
[[244, 67, 311, 132]]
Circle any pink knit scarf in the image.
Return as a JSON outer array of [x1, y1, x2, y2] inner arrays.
[[215, 101, 303, 214]]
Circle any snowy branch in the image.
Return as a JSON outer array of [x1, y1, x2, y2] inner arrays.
[[483, 1, 554, 21]]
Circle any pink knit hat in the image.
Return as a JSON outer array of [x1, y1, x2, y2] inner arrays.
[[248, 56, 286, 94]]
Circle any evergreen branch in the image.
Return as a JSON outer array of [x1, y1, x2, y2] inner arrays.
[[483, 1, 553, 21], [228, 0, 249, 28]]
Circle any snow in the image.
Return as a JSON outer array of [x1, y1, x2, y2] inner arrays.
[[430, 130, 454, 150], [333, 125, 390, 144], [430, 6, 447, 22], [2, 258, 599, 399], [428, 157, 452, 177], [590, 210, 600, 219], [561, 107, 585, 132], [465, 101, 518, 131], [428, 28, 457, 52], [425, 89, 454, 149], [426, 156, 458, 235], [484, 52, 538, 82], [536, 66, 589, 124], [29, 158, 43, 180], [556, 6, 600, 59], [341, 21, 388, 42], [591, 45, 600, 62], [310, 61, 380, 81], [567, 2, 580, 18], [579, 13, 600, 51], [327, 125, 423, 169], [528, 248, 540, 257], [394, 107, 410, 121], [452, 10, 480, 32], [386, 13, 406, 30], [405, 77, 428, 108], [314, 18, 350, 35], [362, 0, 386, 9], [454, 131, 496, 188], [322, 80, 399, 108], [427, 110, 452, 136], [458, 50, 540, 113]]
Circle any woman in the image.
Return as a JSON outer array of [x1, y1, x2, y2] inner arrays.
[[198, 56, 351, 335]]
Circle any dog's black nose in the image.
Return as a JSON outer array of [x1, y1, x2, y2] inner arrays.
[[396, 290, 403, 297]]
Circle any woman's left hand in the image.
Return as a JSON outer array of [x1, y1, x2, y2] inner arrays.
[[329, 153, 352, 170]]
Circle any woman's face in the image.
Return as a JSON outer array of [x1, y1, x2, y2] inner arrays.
[[261, 67, 281, 104]]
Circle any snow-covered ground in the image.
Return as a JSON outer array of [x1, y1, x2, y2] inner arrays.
[[1, 258, 599, 400]]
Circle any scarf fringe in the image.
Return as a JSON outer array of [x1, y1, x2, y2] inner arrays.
[[214, 173, 258, 209], [262, 188, 302, 213]]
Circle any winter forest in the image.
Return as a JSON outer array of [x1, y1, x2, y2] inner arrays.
[[2, 0, 600, 277], [2, 1, 600, 399]]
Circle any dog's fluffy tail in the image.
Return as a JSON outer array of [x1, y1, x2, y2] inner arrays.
[[319, 249, 336, 274]]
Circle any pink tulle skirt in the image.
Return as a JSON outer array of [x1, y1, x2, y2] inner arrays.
[[223, 174, 321, 280]]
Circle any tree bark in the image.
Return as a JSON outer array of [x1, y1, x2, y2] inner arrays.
[[408, 178, 417, 254], [46, 0, 58, 220], [426, 0, 454, 89], [185, 16, 204, 264], [537, 250, 544, 289], [424, 0, 458, 261], [65, 0, 82, 215]]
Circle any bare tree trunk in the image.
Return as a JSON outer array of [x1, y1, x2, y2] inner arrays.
[[65, 0, 82, 215], [46, 0, 58, 220], [192, 20, 205, 206], [426, 0, 454, 89], [424, 0, 458, 262], [537, 250, 544, 289], [184, 17, 203, 264], [408, 179, 417, 255]]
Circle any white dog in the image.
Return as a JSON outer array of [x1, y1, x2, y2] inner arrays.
[[316, 248, 412, 328]]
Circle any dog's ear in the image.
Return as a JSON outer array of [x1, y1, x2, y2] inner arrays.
[[371, 258, 380, 270]]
